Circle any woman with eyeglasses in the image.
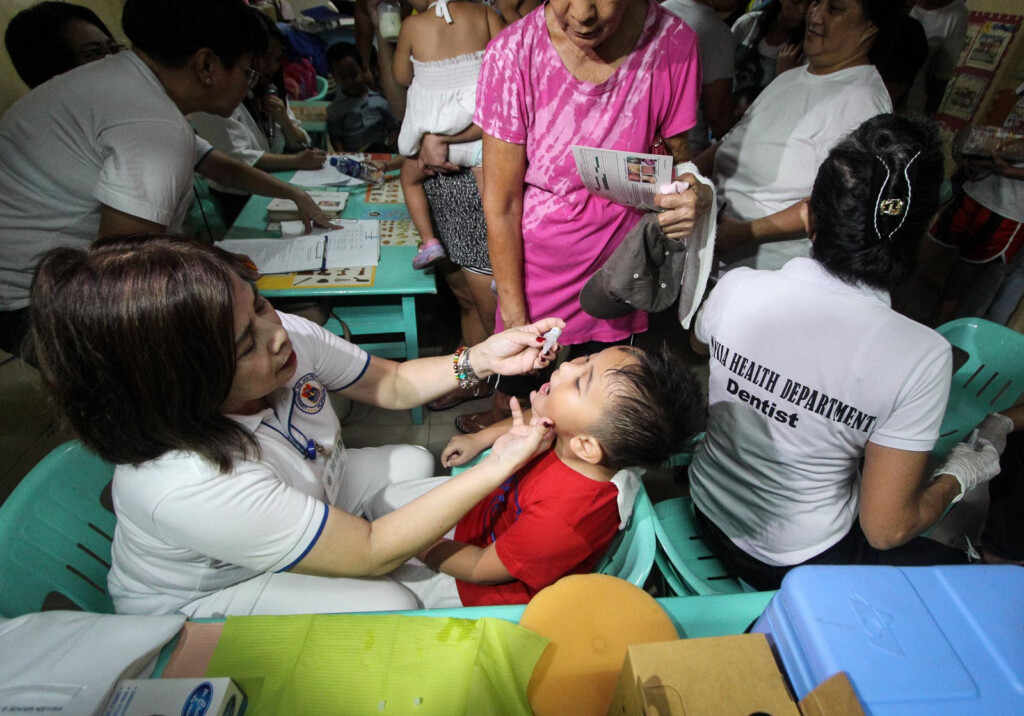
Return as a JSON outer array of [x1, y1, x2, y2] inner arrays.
[[0, 0, 336, 360], [192, 9, 327, 225], [5, 1, 125, 89]]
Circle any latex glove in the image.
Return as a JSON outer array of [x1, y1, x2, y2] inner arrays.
[[934, 439, 1001, 503], [976, 413, 1015, 455]]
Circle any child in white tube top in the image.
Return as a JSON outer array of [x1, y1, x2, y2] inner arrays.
[[392, 0, 505, 269]]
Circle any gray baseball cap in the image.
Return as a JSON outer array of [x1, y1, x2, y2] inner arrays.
[[579, 213, 688, 319]]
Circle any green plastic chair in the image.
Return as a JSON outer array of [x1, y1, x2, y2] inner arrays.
[[932, 317, 1024, 459], [652, 496, 750, 596], [0, 441, 117, 617], [310, 75, 329, 101], [451, 452, 656, 588]]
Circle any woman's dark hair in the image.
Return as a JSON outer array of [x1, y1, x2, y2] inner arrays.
[[590, 345, 705, 471], [810, 113, 942, 292], [246, 9, 287, 136], [29, 235, 261, 471], [5, 1, 114, 88], [857, 0, 901, 69], [122, 0, 266, 69]]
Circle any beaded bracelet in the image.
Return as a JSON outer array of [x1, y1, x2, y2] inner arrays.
[[453, 345, 481, 389]]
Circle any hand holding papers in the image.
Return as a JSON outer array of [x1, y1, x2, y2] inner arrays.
[[571, 146, 675, 209], [227, 221, 381, 275]]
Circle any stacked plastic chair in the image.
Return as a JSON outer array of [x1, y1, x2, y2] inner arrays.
[[0, 441, 116, 617]]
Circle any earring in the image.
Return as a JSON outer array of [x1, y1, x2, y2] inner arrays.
[[204, 77, 212, 86]]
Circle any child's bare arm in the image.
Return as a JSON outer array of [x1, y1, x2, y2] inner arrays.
[[392, 18, 414, 86], [441, 409, 533, 467], [419, 538, 513, 584]]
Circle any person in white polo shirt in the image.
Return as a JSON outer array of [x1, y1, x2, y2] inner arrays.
[[686, 114, 1002, 590], [28, 236, 563, 617]]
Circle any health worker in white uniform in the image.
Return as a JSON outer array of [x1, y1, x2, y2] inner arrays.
[[29, 236, 563, 617], [687, 114, 1002, 590]]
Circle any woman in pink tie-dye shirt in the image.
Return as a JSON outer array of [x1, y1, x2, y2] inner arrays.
[[475, 0, 708, 350]]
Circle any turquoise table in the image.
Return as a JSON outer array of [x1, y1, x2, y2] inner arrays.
[[222, 166, 436, 423]]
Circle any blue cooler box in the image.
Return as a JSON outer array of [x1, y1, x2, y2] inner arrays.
[[752, 565, 1024, 715]]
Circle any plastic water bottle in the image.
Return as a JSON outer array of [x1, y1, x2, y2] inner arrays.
[[378, 0, 401, 42], [329, 156, 384, 185]]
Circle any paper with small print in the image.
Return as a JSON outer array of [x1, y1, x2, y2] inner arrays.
[[227, 221, 380, 274], [571, 146, 674, 208]]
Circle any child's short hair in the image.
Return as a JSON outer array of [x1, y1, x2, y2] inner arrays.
[[326, 41, 362, 69], [590, 345, 704, 471]]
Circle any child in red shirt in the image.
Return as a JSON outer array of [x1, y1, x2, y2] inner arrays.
[[366, 345, 702, 608]]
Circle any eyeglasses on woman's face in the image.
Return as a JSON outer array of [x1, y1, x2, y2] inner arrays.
[[240, 65, 264, 90], [74, 39, 126, 63]]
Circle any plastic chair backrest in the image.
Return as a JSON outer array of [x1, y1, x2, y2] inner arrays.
[[451, 451, 655, 586], [592, 483, 656, 587], [311, 75, 329, 101], [652, 496, 749, 596], [933, 318, 1024, 459], [0, 441, 117, 617]]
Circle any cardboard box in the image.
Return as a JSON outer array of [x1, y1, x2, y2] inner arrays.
[[103, 677, 246, 716], [606, 634, 863, 716]]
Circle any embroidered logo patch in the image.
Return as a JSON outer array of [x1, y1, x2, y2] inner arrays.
[[294, 373, 327, 414]]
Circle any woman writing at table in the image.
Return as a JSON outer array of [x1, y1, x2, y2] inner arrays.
[[29, 235, 562, 617], [191, 9, 328, 225]]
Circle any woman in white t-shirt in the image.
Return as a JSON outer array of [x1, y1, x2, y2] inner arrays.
[[687, 114, 1002, 590], [28, 236, 563, 616], [699, 0, 897, 273]]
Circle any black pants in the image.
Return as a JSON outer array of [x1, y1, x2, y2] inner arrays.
[[695, 506, 969, 592], [982, 431, 1024, 562]]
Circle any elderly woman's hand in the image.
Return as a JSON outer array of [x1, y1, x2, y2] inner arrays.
[[653, 173, 713, 240], [470, 316, 565, 377]]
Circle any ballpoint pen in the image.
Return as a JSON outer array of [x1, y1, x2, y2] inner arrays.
[[320, 235, 328, 273]]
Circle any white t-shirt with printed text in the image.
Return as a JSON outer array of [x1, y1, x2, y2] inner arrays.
[[690, 258, 951, 566]]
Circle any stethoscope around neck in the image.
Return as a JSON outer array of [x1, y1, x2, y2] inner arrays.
[[260, 400, 323, 460]]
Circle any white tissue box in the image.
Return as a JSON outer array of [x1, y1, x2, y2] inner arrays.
[[103, 677, 245, 716]]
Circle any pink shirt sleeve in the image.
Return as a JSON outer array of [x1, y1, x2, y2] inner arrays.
[[653, 19, 702, 141], [475, 22, 529, 144]]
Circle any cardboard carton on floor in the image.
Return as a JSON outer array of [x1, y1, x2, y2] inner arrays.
[[103, 677, 246, 716], [606, 633, 864, 716]]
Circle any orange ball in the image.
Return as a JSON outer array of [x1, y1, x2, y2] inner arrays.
[[519, 574, 679, 716]]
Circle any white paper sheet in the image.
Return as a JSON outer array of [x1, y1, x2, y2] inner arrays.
[[227, 220, 380, 274], [571, 146, 675, 209], [289, 166, 365, 187]]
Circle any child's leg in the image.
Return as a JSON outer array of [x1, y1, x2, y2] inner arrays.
[[471, 166, 484, 198], [401, 158, 447, 269]]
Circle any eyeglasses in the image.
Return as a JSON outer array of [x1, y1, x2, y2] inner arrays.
[[75, 40, 126, 63], [240, 65, 263, 90]]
